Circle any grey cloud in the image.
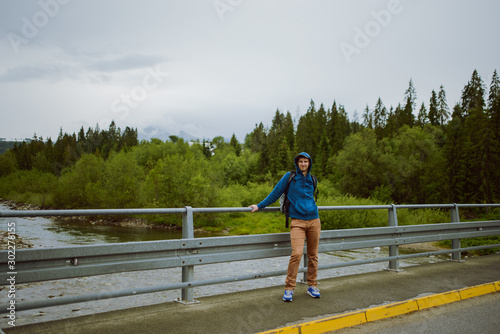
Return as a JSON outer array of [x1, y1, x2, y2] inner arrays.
[[87, 53, 168, 73], [0, 52, 167, 83], [0, 63, 67, 82]]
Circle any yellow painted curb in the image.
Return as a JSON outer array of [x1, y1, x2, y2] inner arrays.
[[260, 326, 300, 334], [414, 290, 461, 310], [459, 282, 497, 299], [365, 300, 418, 322], [300, 311, 367, 333], [259, 311, 367, 334], [257, 280, 500, 334]]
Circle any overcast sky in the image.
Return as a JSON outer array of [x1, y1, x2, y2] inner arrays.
[[1, 0, 499, 142]]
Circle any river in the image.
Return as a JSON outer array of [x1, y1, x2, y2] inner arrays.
[[0, 203, 450, 327], [0, 203, 218, 248]]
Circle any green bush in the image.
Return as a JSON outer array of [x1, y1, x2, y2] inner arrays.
[[0, 169, 57, 207], [0, 151, 17, 177], [318, 195, 388, 230], [396, 208, 450, 226], [54, 154, 105, 208], [102, 151, 144, 208]]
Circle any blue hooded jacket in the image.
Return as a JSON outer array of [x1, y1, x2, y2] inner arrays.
[[257, 152, 319, 220]]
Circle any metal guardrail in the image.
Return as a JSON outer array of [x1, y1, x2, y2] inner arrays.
[[1, 203, 499, 312]]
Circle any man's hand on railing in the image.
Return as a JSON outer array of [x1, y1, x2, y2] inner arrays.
[[249, 205, 259, 213]]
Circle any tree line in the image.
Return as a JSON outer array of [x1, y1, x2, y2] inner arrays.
[[0, 69, 499, 229], [1, 122, 138, 176], [246, 69, 500, 204]]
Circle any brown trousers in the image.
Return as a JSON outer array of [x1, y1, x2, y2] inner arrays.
[[285, 218, 321, 290]]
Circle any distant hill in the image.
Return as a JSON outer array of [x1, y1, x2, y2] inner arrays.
[[138, 126, 171, 141], [138, 127, 198, 142]]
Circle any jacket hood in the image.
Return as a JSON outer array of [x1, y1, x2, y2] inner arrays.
[[294, 152, 312, 174]]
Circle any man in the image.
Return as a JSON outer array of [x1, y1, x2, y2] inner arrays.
[[250, 152, 321, 302]]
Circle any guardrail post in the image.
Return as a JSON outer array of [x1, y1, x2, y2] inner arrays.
[[180, 206, 197, 303], [450, 204, 463, 262], [386, 204, 401, 271]]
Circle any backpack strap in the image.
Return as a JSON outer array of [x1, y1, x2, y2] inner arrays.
[[311, 175, 319, 201], [284, 171, 296, 228], [284, 171, 296, 194]]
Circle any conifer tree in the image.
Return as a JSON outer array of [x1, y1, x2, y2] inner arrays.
[[384, 106, 397, 138], [392, 104, 407, 131], [362, 105, 372, 129], [488, 70, 500, 138], [247, 122, 270, 175], [455, 70, 488, 202], [487, 70, 500, 200], [268, 109, 290, 173], [444, 103, 466, 202], [296, 100, 318, 160], [416, 102, 428, 128], [229, 133, 241, 156], [461, 69, 485, 114], [401, 79, 417, 127], [247, 122, 266, 153], [404, 78, 417, 109], [77, 127, 86, 156], [437, 85, 450, 126], [283, 111, 295, 162], [327, 102, 350, 155], [317, 103, 328, 134], [428, 90, 439, 126], [316, 132, 330, 178], [120, 126, 139, 149], [326, 101, 339, 153], [373, 98, 387, 139]]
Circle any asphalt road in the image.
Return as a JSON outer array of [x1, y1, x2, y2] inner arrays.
[[332, 292, 500, 334]]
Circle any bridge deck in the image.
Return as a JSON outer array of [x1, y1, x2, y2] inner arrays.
[[3, 254, 499, 334]]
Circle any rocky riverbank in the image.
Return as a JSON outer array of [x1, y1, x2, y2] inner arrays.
[[0, 199, 40, 211], [0, 200, 35, 249], [0, 231, 33, 250]]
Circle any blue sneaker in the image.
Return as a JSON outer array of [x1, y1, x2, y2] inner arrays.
[[283, 289, 293, 302], [307, 286, 321, 298]]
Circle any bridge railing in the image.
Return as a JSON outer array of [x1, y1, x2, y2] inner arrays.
[[1, 203, 499, 312]]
